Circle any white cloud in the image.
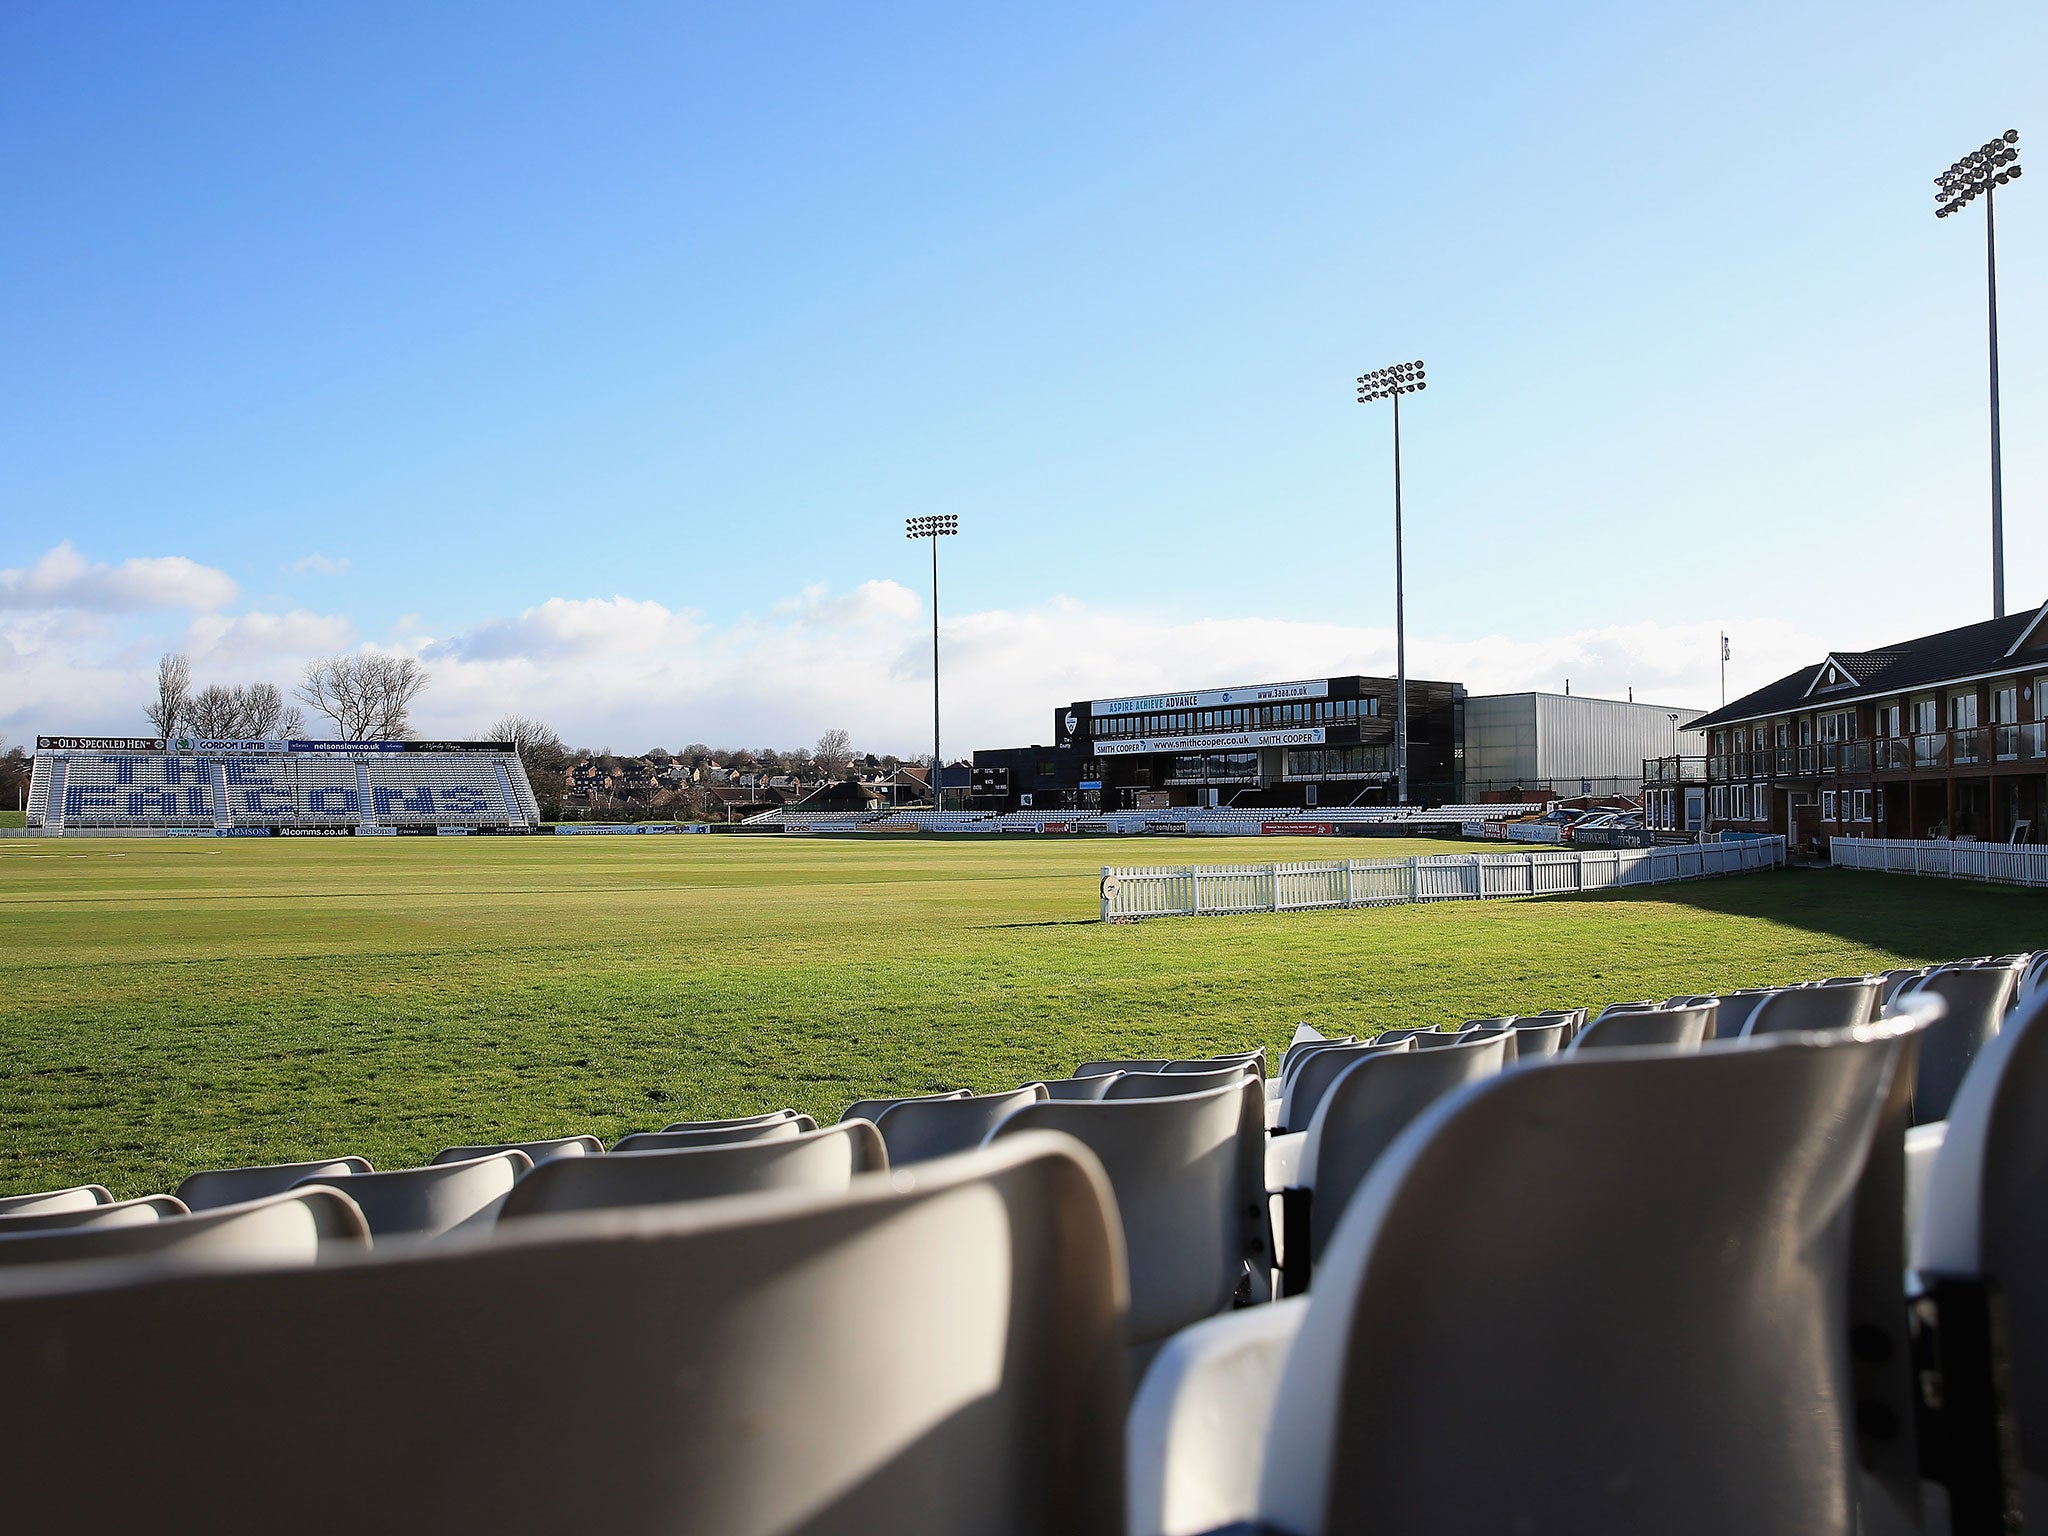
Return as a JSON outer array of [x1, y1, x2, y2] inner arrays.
[[398, 584, 1835, 751], [291, 553, 350, 577], [0, 542, 236, 613], [0, 555, 1837, 749], [185, 609, 357, 667]]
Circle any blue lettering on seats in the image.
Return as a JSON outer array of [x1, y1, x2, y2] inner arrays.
[[66, 786, 119, 814], [374, 785, 435, 815], [226, 761, 277, 786], [127, 788, 210, 816], [306, 787, 359, 815], [436, 784, 489, 814]]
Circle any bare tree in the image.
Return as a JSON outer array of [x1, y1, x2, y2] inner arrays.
[[815, 728, 853, 776], [487, 715, 569, 819], [296, 654, 430, 740], [180, 681, 304, 739], [145, 653, 191, 737]]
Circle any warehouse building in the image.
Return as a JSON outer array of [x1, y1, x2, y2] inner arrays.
[[1463, 692, 1707, 802]]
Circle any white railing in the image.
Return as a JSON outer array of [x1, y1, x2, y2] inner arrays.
[[1099, 838, 1786, 920], [1831, 836, 2048, 889]]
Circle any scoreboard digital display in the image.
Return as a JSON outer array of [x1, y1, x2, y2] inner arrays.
[[970, 766, 1010, 795]]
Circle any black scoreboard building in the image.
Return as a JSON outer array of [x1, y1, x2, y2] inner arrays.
[[973, 674, 1465, 812]]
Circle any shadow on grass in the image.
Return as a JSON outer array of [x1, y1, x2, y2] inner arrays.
[[1542, 866, 2048, 962]]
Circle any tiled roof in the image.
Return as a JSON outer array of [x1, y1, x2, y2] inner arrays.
[[1689, 601, 2048, 732]]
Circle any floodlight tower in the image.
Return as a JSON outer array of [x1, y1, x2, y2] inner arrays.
[[905, 515, 959, 806], [1934, 129, 2023, 618], [1356, 360, 1425, 805]]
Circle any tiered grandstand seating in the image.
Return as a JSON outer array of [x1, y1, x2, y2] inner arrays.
[[0, 956, 2037, 1532], [739, 808, 892, 830], [38, 753, 217, 828], [872, 809, 998, 831], [25, 746, 542, 833]]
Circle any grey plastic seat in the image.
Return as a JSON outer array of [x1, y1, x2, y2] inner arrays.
[[430, 1135, 605, 1167], [1128, 1020, 1917, 1536], [1455, 1022, 1515, 1062], [1504, 1019, 1569, 1061], [1283, 1033, 1510, 1286], [0, 1188, 370, 1271], [292, 1152, 529, 1237], [176, 1156, 373, 1212], [1880, 969, 1931, 1008], [1909, 963, 2023, 1123], [0, 1195, 187, 1233], [612, 1118, 816, 1153], [663, 1110, 805, 1133], [1279, 1035, 1355, 1080], [2017, 952, 2048, 1003], [1570, 1004, 1713, 1052], [1105, 1067, 1248, 1101], [873, 1085, 1049, 1164], [1044, 1074, 1125, 1101], [1517, 1008, 1586, 1046], [1075, 1060, 1169, 1079], [501, 1122, 887, 1221], [1164, 1051, 1265, 1080], [1276, 1038, 1359, 1095], [1410, 1031, 1465, 1050], [988, 1079, 1267, 1344], [1709, 989, 1779, 1038], [1745, 979, 1881, 1036], [0, 1184, 114, 1218], [0, 1134, 1126, 1536], [1276, 1039, 1416, 1135], [840, 1088, 971, 1124], [1913, 987, 2048, 1527], [1373, 1027, 1434, 1045]]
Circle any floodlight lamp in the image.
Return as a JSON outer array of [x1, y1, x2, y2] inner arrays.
[[2005, 129, 2020, 144], [2011, 164, 2024, 179]]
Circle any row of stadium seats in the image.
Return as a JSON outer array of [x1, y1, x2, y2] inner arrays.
[[0, 951, 2040, 1531], [25, 751, 542, 831]]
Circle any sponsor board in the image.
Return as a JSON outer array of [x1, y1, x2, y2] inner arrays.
[[172, 738, 284, 755], [1505, 823, 1563, 844], [38, 736, 165, 751], [279, 827, 355, 837], [1089, 678, 1329, 717], [1263, 821, 1337, 835], [357, 827, 398, 836], [1042, 821, 1069, 834], [1095, 727, 1324, 757], [289, 740, 406, 753], [436, 827, 471, 835], [553, 823, 688, 834]]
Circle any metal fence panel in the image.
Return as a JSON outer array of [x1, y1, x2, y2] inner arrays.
[[1101, 838, 1787, 920]]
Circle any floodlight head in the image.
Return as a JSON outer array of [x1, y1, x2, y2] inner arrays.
[[905, 515, 959, 540], [2006, 129, 2021, 144]]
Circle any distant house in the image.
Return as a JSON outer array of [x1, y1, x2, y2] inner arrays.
[[797, 780, 888, 812]]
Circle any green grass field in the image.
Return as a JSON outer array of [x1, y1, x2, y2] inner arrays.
[[3, 832, 2043, 1198]]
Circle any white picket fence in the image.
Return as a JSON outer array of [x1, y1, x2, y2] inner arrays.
[[1831, 836, 2048, 889], [1099, 837, 1787, 920]]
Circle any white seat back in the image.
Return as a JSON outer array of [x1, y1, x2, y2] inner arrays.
[[1257, 1023, 1913, 1536], [0, 1135, 1126, 1536], [0, 1188, 370, 1271], [988, 1080, 1264, 1343], [501, 1122, 886, 1220], [292, 1152, 528, 1237]]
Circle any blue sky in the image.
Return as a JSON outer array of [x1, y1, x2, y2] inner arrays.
[[2, 2, 2042, 751]]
